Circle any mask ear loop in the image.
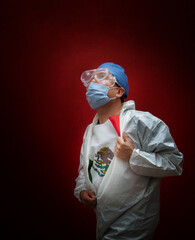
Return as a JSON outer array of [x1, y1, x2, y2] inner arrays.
[[109, 86, 119, 100]]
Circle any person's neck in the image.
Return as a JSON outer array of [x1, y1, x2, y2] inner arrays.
[[96, 100, 123, 124]]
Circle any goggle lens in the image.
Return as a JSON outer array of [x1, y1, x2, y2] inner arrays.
[[81, 68, 115, 87]]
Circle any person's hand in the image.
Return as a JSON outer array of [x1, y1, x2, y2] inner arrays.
[[114, 131, 134, 161], [80, 190, 97, 209]]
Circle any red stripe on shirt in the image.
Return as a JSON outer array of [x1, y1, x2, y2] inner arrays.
[[109, 115, 120, 136]]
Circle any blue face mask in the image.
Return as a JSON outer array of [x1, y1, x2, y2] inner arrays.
[[86, 82, 115, 109]]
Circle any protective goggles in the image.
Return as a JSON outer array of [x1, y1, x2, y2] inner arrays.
[[81, 68, 120, 88]]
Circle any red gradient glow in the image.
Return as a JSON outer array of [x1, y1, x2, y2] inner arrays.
[[2, 0, 194, 239]]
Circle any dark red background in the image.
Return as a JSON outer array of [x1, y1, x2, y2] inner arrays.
[[2, 0, 194, 239]]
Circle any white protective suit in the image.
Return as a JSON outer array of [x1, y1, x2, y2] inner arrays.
[[74, 100, 183, 240]]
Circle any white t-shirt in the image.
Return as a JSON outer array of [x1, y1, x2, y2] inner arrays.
[[88, 118, 119, 191]]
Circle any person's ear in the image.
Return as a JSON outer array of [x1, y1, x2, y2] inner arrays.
[[116, 87, 125, 98]]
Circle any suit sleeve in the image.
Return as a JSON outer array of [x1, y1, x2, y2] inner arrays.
[[74, 125, 92, 201], [129, 120, 183, 177], [73, 143, 88, 201]]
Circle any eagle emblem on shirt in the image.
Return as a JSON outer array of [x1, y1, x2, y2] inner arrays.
[[89, 147, 114, 180]]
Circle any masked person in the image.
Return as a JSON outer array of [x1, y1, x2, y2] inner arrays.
[[74, 62, 183, 240]]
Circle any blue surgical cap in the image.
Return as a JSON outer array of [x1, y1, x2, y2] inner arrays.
[[98, 62, 129, 98]]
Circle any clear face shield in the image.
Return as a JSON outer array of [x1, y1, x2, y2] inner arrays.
[[81, 68, 120, 88]]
